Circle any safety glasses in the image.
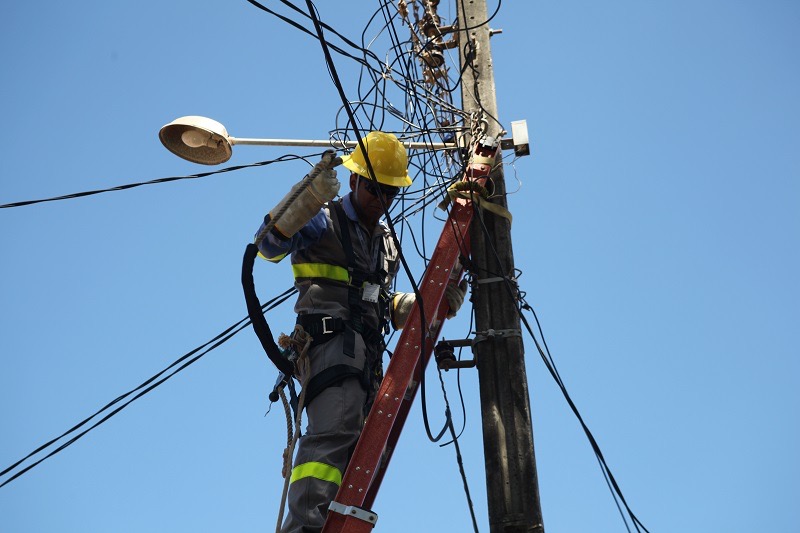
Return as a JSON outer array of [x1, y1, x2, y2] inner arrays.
[[362, 178, 400, 200]]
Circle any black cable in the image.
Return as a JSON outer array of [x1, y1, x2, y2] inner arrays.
[[438, 303, 475, 448], [469, 196, 650, 532], [0, 287, 297, 489], [307, 0, 465, 453], [443, 406, 480, 533], [0, 155, 313, 209], [244, 0, 383, 77], [453, 0, 502, 34], [270, 4, 485, 529]]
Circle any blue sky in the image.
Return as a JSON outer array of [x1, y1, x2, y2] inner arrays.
[[2, 2, 798, 532]]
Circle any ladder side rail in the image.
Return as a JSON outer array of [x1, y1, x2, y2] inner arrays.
[[364, 299, 447, 508], [322, 200, 475, 533], [364, 218, 474, 508]]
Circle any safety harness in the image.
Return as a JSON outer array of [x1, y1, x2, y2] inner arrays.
[[244, 199, 391, 410], [297, 201, 388, 405]]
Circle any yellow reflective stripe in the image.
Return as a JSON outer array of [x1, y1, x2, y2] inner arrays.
[[292, 263, 350, 282], [258, 250, 287, 263], [290, 461, 342, 486]]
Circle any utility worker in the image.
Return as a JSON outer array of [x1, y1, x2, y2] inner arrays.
[[256, 131, 467, 533]]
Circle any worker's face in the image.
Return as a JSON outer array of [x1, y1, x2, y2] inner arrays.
[[350, 173, 400, 227]]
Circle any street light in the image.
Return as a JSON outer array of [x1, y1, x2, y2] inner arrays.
[[158, 115, 459, 165]]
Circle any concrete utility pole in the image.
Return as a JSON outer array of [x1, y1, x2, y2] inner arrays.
[[455, 1, 544, 531]]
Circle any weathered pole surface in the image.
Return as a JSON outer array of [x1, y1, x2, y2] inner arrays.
[[456, 0, 544, 531]]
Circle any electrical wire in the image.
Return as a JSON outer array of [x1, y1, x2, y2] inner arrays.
[[468, 194, 651, 532], [303, 6, 484, 530], [0, 287, 297, 489], [3, 2, 650, 531], [0, 154, 315, 209]]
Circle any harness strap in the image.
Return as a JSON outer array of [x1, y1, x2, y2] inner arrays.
[[332, 202, 363, 358], [304, 364, 362, 406], [296, 313, 347, 347]]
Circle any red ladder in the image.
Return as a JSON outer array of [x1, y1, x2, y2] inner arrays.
[[321, 140, 498, 532]]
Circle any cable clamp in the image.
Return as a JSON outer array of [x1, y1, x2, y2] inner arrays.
[[473, 328, 522, 344], [328, 501, 378, 527]]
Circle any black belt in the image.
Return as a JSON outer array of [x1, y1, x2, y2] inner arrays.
[[296, 313, 383, 349], [296, 313, 346, 347]]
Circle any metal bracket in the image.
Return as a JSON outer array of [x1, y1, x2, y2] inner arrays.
[[435, 338, 476, 371], [498, 119, 530, 156], [473, 328, 522, 345], [328, 501, 378, 527]]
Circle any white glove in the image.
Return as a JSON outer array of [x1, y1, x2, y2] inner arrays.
[[391, 292, 416, 330], [307, 150, 341, 203], [270, 151, 341, 238], [444, 279, 468, 318]]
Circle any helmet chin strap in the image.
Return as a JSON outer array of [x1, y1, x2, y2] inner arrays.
[[352, 175, 366, 223], [354, 175, 364, 209], [351, 174, 382, 229]]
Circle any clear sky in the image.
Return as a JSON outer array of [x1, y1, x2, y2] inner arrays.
[[2, 2, 798, 532]]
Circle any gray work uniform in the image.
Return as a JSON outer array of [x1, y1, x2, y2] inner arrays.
[[257, 193, 399, 532]]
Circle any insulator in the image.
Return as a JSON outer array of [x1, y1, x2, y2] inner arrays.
[[434, 341, 457, 368], [420, 47, 444, 68], [398, 0, 409, 19]]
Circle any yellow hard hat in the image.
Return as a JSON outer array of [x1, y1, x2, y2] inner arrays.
[[341, 131, 412, 187]]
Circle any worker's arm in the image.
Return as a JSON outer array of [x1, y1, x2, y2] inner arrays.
[[254, 150, 340, 262], [270, 150, 341, 238], [255, 210, 329, 263]]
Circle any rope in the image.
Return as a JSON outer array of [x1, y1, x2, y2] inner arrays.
[[437, 178, 513, 223], [279, 390, 293, 464], [274, 328, 312, 533]]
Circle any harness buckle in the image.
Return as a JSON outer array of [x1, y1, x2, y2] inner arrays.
[[321, 316, 334, 335]]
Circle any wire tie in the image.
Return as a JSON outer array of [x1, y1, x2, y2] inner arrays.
[[475, 275, 516, 285]]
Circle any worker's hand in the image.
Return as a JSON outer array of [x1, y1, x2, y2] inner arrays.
[[309, 150, 342, 204], [391, 292, 415, 330], [444, 279, 468, 319], [268, 150, 342, 239]]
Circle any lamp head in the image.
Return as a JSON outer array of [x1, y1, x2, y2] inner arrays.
[[158, 116, 233, 165]]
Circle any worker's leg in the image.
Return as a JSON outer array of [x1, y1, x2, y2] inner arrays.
[[281, 376, 366, 533]]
